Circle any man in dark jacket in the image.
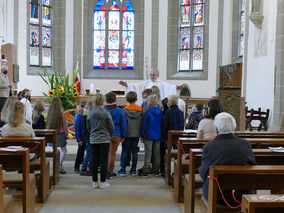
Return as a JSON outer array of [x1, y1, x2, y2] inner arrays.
[[198, 112, 256, 206], [139, 95, 162, 177]]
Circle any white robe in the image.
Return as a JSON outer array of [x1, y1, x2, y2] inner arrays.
[[126, 80, 177, 105]]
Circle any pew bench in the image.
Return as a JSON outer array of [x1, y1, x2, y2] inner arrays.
[[0, 137, 49, 203], [34, 129, 59, 185], [203, 165, 284, 213], [242, 194, 284, 213], [0, 148, 36, 213], [0, 165, 14, 213], [184, 148, 284, 213]]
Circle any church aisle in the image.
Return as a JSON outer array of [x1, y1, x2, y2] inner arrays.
[[39, 161, 181, 213]]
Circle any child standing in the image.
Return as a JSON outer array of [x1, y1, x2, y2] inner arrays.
[[104, 92, 127, 179], [46, 97, 68, 174], [121, 91, 143, 176], [74, 105, 85, 173], [87, 94, 114, 189], [139, 95, 162, 177]]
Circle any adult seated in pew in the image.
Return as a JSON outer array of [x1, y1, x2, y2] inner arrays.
[[0, 96, 17, 125], [199, 112, 256, 206], [1, 101, 35, 137], [197, 99, 223, 139], [46, 97, 68, 174], [32, 101, 46, 129]]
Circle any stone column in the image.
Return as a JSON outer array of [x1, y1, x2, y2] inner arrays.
[[272, 0, 284, 131]]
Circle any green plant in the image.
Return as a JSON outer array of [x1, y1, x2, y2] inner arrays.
[[38, 68, 80, 110]]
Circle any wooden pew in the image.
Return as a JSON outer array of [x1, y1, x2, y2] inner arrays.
[[0, 165, 14, 213], [205, 165, 284, 213], [0, 137, 49, 203], [242, 194, 284, 213], [0, 148, 36, 213], [166, 130, 197, 185], [34, 129, 59, 185], [184, 148, 284, 213]]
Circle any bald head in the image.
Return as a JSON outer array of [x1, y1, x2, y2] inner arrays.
[[150, 69, 159, 82]]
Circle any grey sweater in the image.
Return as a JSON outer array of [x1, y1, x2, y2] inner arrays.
[[87, 106, 114, 144]]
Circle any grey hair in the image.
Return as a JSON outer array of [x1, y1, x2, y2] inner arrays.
[[168, 95, 179, 105], [214, 112, 236, 134], [147, 95, 157, 106]]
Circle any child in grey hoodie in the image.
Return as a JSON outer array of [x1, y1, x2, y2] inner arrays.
[[87, 94, 114, 189]]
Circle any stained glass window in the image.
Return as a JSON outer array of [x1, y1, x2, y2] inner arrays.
[[93, 0, 135, 70], [238, 0, 245, 57], [29, 0, 53, 67], [179, 0, 205, 71]]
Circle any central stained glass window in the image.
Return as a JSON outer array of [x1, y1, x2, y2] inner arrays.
[[93, 0, 135, 70], [178, 0, 205, 72]]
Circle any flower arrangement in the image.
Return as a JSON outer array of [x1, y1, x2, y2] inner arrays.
[[38, 68, 80, 110]]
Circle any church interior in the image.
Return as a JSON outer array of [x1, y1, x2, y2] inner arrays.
[[1, 0, 284, 212]]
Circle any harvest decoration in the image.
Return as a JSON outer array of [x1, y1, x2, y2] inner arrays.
[[38, 68, 80, 110]]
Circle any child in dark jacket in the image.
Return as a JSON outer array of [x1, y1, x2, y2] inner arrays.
[[32, 101, 46, 129], [120, 91, 143, 176], [104, 92, 127, 179], [139, 95, 162, 177], [185, 103, 204, 130], [74, 104, 85, 173]]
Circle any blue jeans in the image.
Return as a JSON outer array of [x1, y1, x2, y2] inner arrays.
[[81, 143, 92, 171], [143, 140, 160, 173], [121, 137, 139, 172]]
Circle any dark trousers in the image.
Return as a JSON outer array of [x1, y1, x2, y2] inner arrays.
[[121, 142, 131, 170], [90, 143, 109, 182], [160, 139, 166, 172], [121, 137, 139, 172], [74, 143, 86, 169], [0, 97, 7, 127]]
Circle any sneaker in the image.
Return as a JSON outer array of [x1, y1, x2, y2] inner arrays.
[[74, 167, 80, 174], [100, 181, 110, 189], [138, 172, 149, 178], [92, 182, 99, 189], [129, 170, 137, 176], [60, 165, 66, 174], [154, 172, 160, 177], [110, 172, 117, 177], [118, 169, 126, 177]]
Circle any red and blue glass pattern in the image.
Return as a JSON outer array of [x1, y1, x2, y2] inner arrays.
[[93, 0, 134, 70]]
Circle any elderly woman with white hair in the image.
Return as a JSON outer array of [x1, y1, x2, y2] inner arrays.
[[198, 112, 256, 206]]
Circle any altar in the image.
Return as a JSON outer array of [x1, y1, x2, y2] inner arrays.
[[78, 96, 127, 107]]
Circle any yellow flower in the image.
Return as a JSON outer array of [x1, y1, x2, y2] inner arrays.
[[57, 85, 62, 89], [90, 93, 95, 96], [48, 90, 55, 97], [72, 84, 77, 90], [59, 88, 64, 93], [73, 92, 79, 98]]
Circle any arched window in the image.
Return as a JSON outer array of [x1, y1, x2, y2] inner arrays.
[[178, 0, 205, 72], [238, 0, 245, 58], [93, 0, 135, 70], [29, 0, 53, 67]]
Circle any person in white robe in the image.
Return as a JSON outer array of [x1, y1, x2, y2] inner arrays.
[[119, 69, 184, 105]]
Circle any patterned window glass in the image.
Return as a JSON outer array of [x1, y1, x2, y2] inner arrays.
[[179, 0, 205, 71], [238, 0, 245, 57], [93, 0, 135, 70], [29, 0, 53, 67]]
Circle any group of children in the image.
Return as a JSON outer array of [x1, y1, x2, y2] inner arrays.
[[74, 87, 187, 189]]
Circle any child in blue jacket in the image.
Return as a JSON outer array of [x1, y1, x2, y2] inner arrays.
[[139, 95, 162, 177], [104, 92, 127, 179], [74, 104, 85, 173]]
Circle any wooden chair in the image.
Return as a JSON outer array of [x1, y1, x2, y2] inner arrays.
[[0, 165, 14, 213], [205, 165, 284, 213], [34, 129, 59, 185], [242, 194, 284, 213], [0, 148, 36, 213], [184, 148, 284, 213], [0, 137, 49, 203], [245, 107, 270, 131]]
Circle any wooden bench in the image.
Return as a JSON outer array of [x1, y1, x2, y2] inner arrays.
[[204, 165, 284, 213], [166, 130, 197, 185], [245, 107, 270, 131], [184, 148, 284, 213], [242, 194, 284, 213], [0, 148, 36, 213], [34, 129, 59, 185], [0, 137, 49, 203], [0, 165, 14, 213]]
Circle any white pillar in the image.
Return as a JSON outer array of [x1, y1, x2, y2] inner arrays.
[[222, 0, 233, 65]]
